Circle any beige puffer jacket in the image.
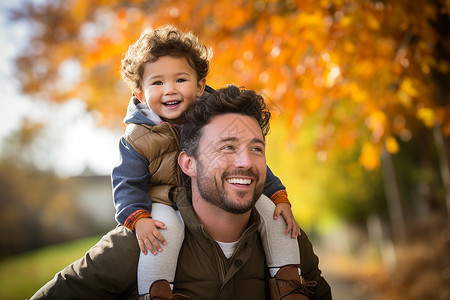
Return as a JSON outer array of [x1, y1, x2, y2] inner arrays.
[[123, 122, 183, 206]]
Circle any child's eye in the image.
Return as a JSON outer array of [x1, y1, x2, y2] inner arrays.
[[152, 81, 163, 85], [176, 78, 187, 83]]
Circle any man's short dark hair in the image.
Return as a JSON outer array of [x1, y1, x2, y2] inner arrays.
[[179, 85, 271, 158]]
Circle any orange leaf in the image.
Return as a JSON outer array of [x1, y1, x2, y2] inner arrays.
[[385, 136, 399, 154], [359, 142, 380, 170]]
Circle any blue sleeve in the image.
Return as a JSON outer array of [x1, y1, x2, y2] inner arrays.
[[111, 137, 152, 225], [263, 165, 286, 199]]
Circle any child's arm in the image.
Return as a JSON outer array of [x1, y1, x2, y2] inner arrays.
[[264, 166, 301, 238], [112, 137, 167, 254], [112, 137, 152, 225]]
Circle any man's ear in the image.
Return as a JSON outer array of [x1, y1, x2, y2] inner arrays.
[[196, 78, 206, 98], [134, 90, 146, 104], [178, 151, 196, 177]]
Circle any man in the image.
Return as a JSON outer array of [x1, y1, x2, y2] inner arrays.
[[30, 85, 331, 300]]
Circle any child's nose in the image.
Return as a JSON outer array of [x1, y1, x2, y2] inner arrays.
[[164, 82, 177, 94]]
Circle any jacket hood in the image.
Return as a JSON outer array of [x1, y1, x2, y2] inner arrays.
[[123, 96, 161, 126]]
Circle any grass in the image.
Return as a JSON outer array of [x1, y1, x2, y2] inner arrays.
[[0, 235, 101, 300]]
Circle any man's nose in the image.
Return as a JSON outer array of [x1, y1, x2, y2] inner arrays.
[[234, 150, 252, 168]]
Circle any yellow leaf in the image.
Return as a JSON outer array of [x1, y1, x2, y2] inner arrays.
[[72, 0, 88, 21], [340, 15, 354, 27], [417, 107, 435, 128], [359, 142, 380, 170], [305, 96, 322, 113], [349, 83, 368, 103], [367, 110, 386, 132], [366, 13, 380, 30], [385, 136, 399, 154], [400, 78, 418, 97], [398, 91, 412, 108]]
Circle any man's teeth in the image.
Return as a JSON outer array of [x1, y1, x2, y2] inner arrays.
[[227, 178, 251, 185]]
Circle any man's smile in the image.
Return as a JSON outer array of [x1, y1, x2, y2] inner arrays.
[[226, 177, 252, 185]]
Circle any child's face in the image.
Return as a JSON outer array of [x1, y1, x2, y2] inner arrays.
[[135, 56, 206, 124]]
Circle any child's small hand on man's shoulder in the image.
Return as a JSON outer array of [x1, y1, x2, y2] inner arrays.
[[273, 203, 301, 238], [135, 217, 168, 255]]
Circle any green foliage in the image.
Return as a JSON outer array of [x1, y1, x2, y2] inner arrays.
[[0, 235, 101, 300], [267, 115, 387, 231]]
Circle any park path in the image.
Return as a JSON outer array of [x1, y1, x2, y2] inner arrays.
[[314, 246, 382, 300]]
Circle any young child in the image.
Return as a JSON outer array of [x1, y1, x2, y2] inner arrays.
[[113, 25, 301, 297]]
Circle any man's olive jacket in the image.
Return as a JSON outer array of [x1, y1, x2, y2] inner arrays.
[[30, 191, 332, 300]]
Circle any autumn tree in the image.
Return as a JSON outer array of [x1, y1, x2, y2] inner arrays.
[[8, 0, 450, 231], [6, 2, 450, 296]]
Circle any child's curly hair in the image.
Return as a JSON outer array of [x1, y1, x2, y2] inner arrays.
[[121, 25, 212, 92]]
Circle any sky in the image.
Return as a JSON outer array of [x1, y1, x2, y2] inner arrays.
[[0, 0, 122, 177]]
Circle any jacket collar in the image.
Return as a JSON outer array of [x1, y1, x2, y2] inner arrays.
[[176, 189, 261, 243]]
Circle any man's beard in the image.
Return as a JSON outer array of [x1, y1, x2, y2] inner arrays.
[[195, 160, 264, 214]]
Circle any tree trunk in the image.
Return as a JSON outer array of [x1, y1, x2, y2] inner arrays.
[[433, 122, 450, 225], [380, 146, 406, 240], [366, 214, 397, 272]]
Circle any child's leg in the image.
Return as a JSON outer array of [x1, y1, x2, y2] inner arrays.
[[255, 194, 300, 276], [137, 203, 184, 295]]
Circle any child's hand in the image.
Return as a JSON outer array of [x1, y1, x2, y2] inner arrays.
[[135, 217, 167, 255], [273, 203, 301, 238]]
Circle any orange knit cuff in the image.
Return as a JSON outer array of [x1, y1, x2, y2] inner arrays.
[[270, 190, 291, 206], [124, 209, 152, 231]]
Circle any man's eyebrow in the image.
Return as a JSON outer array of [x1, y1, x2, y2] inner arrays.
[[250, 137, 265, 146], [219, 137, 265, 146], [218, 137, 238, 143]]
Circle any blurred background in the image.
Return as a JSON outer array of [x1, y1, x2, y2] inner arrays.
[[0, 0, 449, 299]]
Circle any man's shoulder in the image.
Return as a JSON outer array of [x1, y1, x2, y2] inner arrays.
[[92, 226, 138, 254]]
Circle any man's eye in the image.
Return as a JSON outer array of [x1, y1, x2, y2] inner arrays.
[[251, 147, 264, 152], [222, 145, 235, 151], [152, 81, 163, 85]]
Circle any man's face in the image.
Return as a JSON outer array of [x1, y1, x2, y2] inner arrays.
[[193, 113, 267, 214]]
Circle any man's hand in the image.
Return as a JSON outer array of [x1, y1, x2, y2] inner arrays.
[[135, 217, 167, 255], [273, 203, 301, 238]]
